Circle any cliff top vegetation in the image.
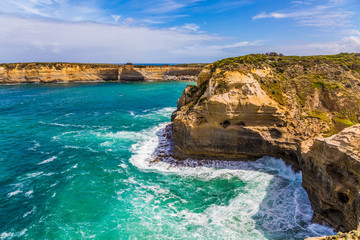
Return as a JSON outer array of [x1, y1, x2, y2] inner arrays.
[[194, 53, 360, 136], [0, 62, 121, 70], [0, 62, 207, 70], [212, 53, 360, 73]]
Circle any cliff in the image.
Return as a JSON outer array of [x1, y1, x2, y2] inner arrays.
[[306, 230, 360, 240], [118, 64, 201, 81], [0, 63, 203, 83], [303, 125, 360, 232], [171, 53, 360, 232]]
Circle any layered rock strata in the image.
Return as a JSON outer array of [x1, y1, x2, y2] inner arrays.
[[171, 54, 360, 232], [0, 63, 203, 83], [303, 125, 360, 231], [0, 65, 118, 83]]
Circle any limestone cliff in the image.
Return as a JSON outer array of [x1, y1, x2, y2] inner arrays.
[[303, 125, 360, 231], [171, 53, 360, 232], [0, 63, 119, 83], [118, 65, 201, 81], [0, 63, 203, 83]]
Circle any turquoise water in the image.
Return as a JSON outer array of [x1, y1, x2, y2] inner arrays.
[[0, 82, 334, 239]]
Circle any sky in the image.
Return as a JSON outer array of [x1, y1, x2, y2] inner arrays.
[[0, 0, 359, 63]]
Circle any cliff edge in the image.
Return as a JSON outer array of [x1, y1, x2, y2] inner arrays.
[[0, 63, 203, 83], [171, 53, 360, 232]]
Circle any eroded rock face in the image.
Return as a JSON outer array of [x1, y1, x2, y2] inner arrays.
[[0, 66, 119, 83], [172, 70, 299, 163], [171, 55, 360, 232], [0, 64, 203, 83], [302, 125, 360, 231], [119, 65, 201, 81]]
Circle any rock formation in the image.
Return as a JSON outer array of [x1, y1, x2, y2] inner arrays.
[[0, 64, 118, 83], [303, 125, 360, 231], [171, 53, 360, 232], [306, 230, 360, 240], [0, 63, 203, 83], [119, 65, 201, 81]]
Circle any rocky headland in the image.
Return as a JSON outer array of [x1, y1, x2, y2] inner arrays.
[[171, 53, 360, 232], [0, 62, 204, 83]]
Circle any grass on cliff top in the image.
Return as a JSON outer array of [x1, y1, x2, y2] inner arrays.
[[0, 62, 208, 70], [0, 62, 122, 70], [208, 53, 360, 135], [212, 53, 360, 73]]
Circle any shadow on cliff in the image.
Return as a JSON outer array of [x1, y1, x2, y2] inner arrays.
[[119, 68, 145, 81]]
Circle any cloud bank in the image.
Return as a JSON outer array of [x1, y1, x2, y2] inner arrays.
[[0, 15, 203, 63], [0, 0, 359, 63]]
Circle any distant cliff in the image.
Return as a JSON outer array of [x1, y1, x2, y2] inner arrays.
[[171, 53, 360, 232], [0, 62, 204, 83], [119, 64, 202, 81]]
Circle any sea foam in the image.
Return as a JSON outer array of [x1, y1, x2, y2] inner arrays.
[[128, 123, 335, 239], [38, 156, 57, 165]]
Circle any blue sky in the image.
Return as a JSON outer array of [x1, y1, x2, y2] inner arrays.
[[0, 0, 359, 63]]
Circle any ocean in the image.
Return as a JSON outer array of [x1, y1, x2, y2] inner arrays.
[[0, 81, 334, 239]]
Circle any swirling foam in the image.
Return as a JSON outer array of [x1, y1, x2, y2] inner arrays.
[[128, 124, 335, 239]]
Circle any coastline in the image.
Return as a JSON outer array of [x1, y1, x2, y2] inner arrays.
[[170, 54, 360, 233], [0, 63, 204, 84], [2, 54, 360, 238], [0, 79, 198, 85]]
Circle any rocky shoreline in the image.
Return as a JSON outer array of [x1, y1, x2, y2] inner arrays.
[[170, 54, 360, 232], [0, 63, 204, 83]]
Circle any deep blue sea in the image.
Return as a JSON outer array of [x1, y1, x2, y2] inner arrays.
[[0, 81, 334, 239]]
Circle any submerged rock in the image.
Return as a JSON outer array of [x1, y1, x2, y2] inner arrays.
[[171, 53, 360, 232]]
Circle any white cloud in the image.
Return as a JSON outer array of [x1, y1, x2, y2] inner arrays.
[[30, 0, 54, 5], [253, 0, 354, 27], [119, 17, 165, 26], [170, 41, 263, 56], [342, 29, 360, 36], [208, 41, 262, 50], [144, 0, 185, 14], [7, 0, 50, 17], [292, 1, 311, 5], [0, 0, 108, 22], [329, 0, 346, 5], [258, 34, 360, 56], [298, 35, 360, 54], [253, 12, 287, 20], [0, 13, 357, 64], [0, 0, 197, 27], [0, 14, 229, 63], [111, 15, 121, 23], [170, 23, 200, 32]]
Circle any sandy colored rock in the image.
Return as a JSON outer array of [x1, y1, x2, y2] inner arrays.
[[0, 63, 203, 83], [119, 65, 201, 81], [172, 69, 297, 161], [306, 230, 360, 239], [303, 125, 360, 231], [171, 54, 360, 232], [0, 66, 118, 83]]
